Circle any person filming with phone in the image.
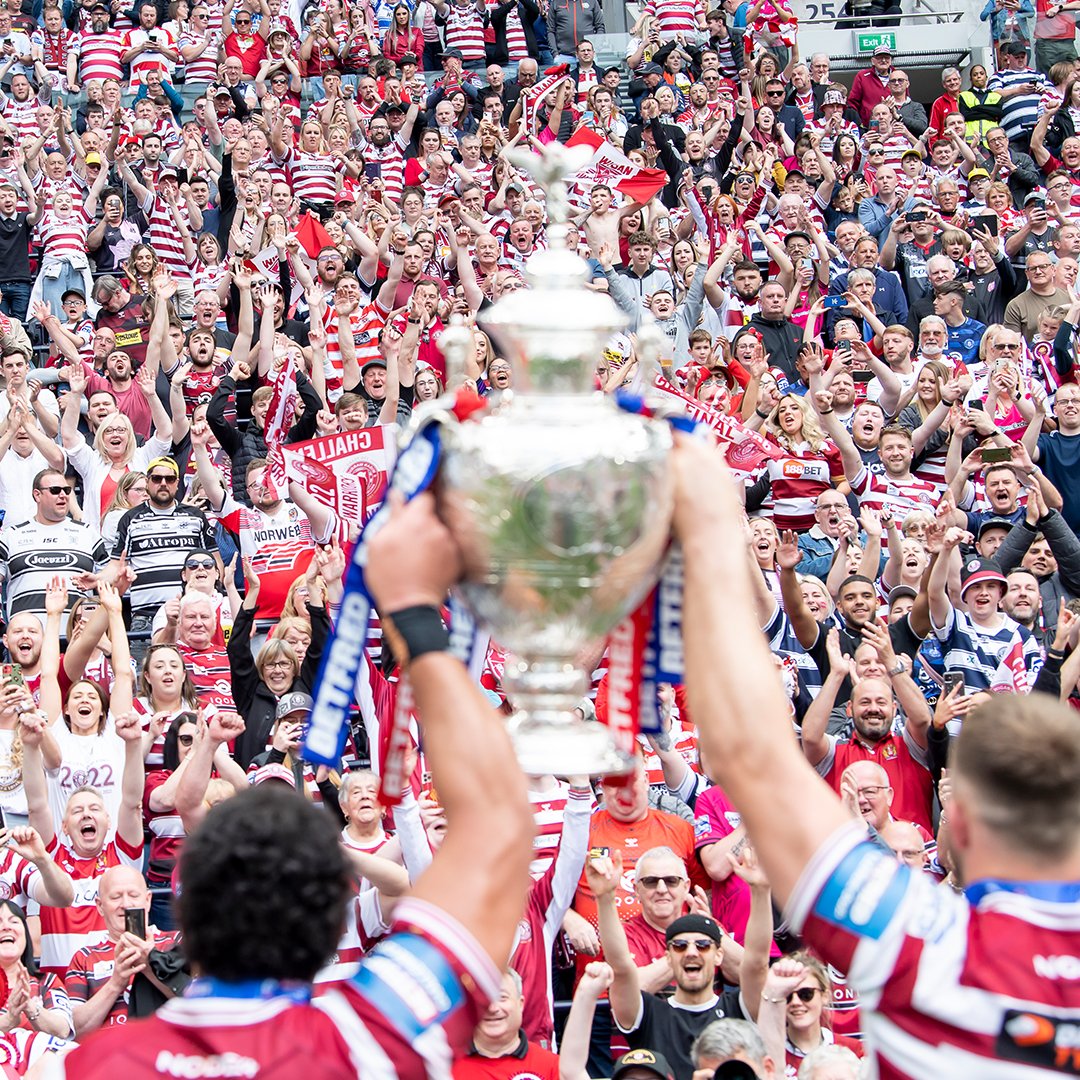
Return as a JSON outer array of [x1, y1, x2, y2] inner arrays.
[[63, 865, 181, 1037]]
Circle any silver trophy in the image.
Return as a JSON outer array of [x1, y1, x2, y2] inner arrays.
[[437, 145, 675, 775]]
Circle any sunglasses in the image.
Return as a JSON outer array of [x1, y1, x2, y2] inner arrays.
[[178, 733, 195, 746], [38, 485, 71, 495], [669, 938, 715, 953], [787, 987, 820, 1004], [639, 875, 684, 889], [148, 473, 178, 483], [185, 557, 216, 570]]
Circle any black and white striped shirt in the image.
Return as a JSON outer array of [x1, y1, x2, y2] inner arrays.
[[0, 520, 109, 624], [111, 504, 217, 617]]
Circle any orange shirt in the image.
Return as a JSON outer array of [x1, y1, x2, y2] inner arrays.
[[573, 808, 701, 929]]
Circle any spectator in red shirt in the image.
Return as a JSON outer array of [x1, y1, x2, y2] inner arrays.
[[848, 45, 893, 126], [223, 7, 269, 79]]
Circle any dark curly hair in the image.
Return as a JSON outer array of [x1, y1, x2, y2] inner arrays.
[[177, 788, 351, 982]]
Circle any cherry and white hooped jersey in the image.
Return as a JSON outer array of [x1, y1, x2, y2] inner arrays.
[[528, 781, 571, 879], [642, 0, 705, 35], [73, 30, 125, 82], [788, 822, 1080, 1079], [279, 146, 344, 204], [763, 439, 846, 532], [38, 207, 92, 260], [850, 464, 938, 519], [51, 898, 502, 1080], [34, 833, 143, 977]]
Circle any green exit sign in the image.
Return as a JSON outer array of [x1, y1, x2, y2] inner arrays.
[[855, 30, 897, 52]]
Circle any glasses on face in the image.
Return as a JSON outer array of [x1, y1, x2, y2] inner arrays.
[[995, 342, 1022, 350], [766, 89, 784, 95], [867, 147, 885, 156], [177, 733, 195, 746], [38, 485, 71, 495], [235, 17, 251, 24], [149, 473, 178, 484], [185, 557, 216, 570], [1028, 263, 1051, 272], [639, 875, 685, 889], [264, 658, 294, 671], [669, 938, 715, 953], [787, 987, 820, 1004], [857, 785, 887, 798]]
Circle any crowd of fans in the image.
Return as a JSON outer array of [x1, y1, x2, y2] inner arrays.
[[0, 0, 1073, 1073]]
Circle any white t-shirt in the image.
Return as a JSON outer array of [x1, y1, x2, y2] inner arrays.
[[46, 719, 126, 831]]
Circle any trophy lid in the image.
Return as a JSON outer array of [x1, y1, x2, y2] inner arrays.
[[480, 144, 628, 395]]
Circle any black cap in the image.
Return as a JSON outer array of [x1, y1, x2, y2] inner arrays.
[[977, 517, 1016, 540], [665, 913, 723, 945], [602, 64, 622, 76], [89, 1, 109, 10], [441, 47, 464, 61], [612, 1050, 676, 1080], [639, 62, 664, 76], [1002, 38, 1028, 55]]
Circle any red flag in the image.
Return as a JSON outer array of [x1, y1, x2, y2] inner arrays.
[[294, 211, 334, 261], [567, 127, 668, 205]]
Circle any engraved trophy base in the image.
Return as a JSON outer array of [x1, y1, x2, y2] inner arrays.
[[502, 658, 634, 776]]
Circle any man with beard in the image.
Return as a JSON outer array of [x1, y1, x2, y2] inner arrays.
[[999, 567, 1045, 646], [929, 528, 1043, 695], [994, 482, 1080, 638], [801, 631, 935, 831], [67, 2, 125, 92], [109, 455, 218, 628], [705, 256, 761, 342], [356, 108, 417, 206], [595, 848, 743, 1080], [779, 568, 930, 709]]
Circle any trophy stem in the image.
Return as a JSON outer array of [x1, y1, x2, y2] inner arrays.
[[503, 657, 634, 776]]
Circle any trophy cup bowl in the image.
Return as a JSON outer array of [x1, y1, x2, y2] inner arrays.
[[436, 147, 675, 775]]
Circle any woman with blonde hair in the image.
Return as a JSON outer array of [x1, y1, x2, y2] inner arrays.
[[61, 365, 172, 532], [750, 393, 846, 531], [100, 470, 148, 551], [755, 953, 864, 1076], [269, 617, 313, 668]]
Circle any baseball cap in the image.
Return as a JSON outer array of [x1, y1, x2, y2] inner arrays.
[[437, 192, 459, 208], [602, 64, 622, 76], [213, 84, 233, 97], [145, 455, 180, 477], [977, 517, 1016, 540], [89, 2, 108, 11], [250, 764, 297, 788], [275, 692, 314, 721], [84, 151, 102, 166], [665, 913, 723, 945], [901, 148, 923, 160], [268, 25, 289, 37], [1002, 38, 1028, 55], [441, 47, 464, 61], [968, 167, 991, 180], [1025, 189, 1047, 204], [873, 43, 893, 55], [639, 62, 664, 76], [960, 556, 1007, 598], [888, 584, 918, 604], [361, 358, 387, 374], [612, 1050, 675, 1080], [823, 89, 845, 106]]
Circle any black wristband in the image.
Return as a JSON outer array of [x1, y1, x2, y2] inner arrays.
[[755, 407, 770, 419], [383, 604, 449, 666], [819, 408, 834, 414]]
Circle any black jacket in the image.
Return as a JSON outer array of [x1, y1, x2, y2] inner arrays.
[[230, 600, 332, 768], [742, 315, 803, 380], [995, 509, 1080, 634], [207, 370, 321, 505]]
